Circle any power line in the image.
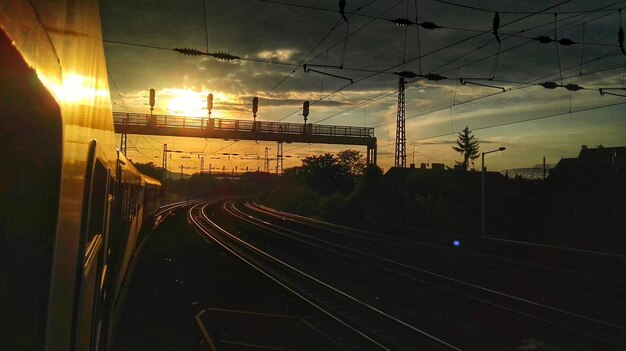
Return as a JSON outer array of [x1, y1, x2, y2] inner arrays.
[[432, 1, 623, 76], [415, 101, 625, 142], [313, 88, 398, 124], [265, 0, 392, 97], [202, 0, 209, 53], [434, 0, 625, 15], [107, 69, 132, 112], [127, 137, 156, 161], [103, 39, 300, 66], [274, 0, 577, 122], [376, 101, 625, 148], [374, 50, 623, 129]]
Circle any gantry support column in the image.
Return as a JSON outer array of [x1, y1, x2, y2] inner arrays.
[[394, 77, 406, 168], [367, 141, 377, 165]]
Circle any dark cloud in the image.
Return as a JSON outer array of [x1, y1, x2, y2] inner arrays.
[[100, 0, 625, 170]]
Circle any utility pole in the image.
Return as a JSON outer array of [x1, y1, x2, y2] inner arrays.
[[198, 154, 205, 173], [276, 142, 283, 174], [264, 147, 270, 172], [394, 76, 406, 168], [481, 147, 506, 237], [120, 133, 127, 156], [162, 144, 168, 181]]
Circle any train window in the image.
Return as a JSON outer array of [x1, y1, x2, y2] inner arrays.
[[86, 160, 108, 249]]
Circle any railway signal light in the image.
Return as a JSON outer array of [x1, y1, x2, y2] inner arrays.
[[302, 100, 309, 121], [207, 93, 213, 114], [252, 96, 258, 117], [149, 89, 155, 112]]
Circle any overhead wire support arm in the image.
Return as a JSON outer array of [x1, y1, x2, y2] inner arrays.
[[599, 87, 626, 97], [304, 63, 345, 70], [459, 78, 506, 91], [303, 64, 354, 83]]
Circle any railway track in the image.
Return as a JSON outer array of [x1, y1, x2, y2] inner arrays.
[[189, 200, 459, 350], [216, 200, 626, 350], [248, 202, 626, 292]]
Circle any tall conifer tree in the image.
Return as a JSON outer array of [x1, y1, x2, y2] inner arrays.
[[452, 126, 480, 170]]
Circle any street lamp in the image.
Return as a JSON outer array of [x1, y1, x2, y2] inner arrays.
[[481, 146, 506, 236]]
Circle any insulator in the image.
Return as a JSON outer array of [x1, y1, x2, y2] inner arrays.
[[211, 52, 240, 61], [539, 81, 558, 89], [174, 48, 204, 56], [558, 38, 575, 46], [339, 0, 349, 23], [422, 73, 446, 81], [619, 27, 625, 55], [492, 12, 501, 44], [395, 70, 418, 78], [392, 18, 414, 26], [419, 22, 441, 30], [533, 36, 553, 44], [564, 83, 584, 91]]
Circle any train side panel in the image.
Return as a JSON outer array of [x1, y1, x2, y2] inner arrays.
[[1, 0, 117, 350]]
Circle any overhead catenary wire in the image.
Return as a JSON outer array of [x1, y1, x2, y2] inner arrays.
[[103, 39, 300, 67], [264, 0, 382, 96], [374, 49, 624, 129], [102, 0, 615, 168], [434, 0, 625, 15], [374, 101, 626, 148], [275, 0, 576, 122], [314, 88, 398, 124], [202, 0, 209, 53], [433, 2, 624, 76], [107, 69, 132, 112], [274, 0, 404, 121], [555, 14, 564, 85]]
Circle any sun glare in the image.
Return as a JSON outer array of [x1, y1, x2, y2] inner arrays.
[[167, 90, 206, 117], [164, 89, 236, 117]]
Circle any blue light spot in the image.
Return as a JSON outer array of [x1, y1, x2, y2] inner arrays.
[[453, 240, 461, 247]]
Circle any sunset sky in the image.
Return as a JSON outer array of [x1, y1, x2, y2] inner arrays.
[[100, 0, 626, 174]]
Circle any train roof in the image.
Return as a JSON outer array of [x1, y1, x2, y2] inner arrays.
[[141, 174, 161, 187]]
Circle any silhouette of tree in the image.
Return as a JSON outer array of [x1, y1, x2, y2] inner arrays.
[[337, 149, 367, 176], [134, 162, 164, 182], [452, 126, 480, 171], [284, 151, 368, 196]]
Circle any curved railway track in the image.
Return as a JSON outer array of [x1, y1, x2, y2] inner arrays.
[[190, 199, 626, 350], [248, 202, 625, 291], [189, 200, 459, 350]]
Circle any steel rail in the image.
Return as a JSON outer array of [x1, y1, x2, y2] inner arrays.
[[249, 202, 625, 287], [189, 201, 462, 350], [228, 201, 626, 348]]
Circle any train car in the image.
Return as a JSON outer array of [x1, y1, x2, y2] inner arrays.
[[0, 1, 161, 350]]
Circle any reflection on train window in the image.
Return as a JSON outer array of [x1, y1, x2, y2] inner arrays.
[[86, 160, 108, 250]]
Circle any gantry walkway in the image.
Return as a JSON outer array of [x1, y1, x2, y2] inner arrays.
[[113, 112, 377, 163]]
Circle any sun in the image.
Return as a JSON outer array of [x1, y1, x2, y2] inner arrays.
[[166, 89, 207, 117], [161, 88, 237, 118], [167, 90, 205, 116]]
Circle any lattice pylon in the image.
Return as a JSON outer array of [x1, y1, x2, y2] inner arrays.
[[162, 144, 168, 181], [394, 77, 406, 168], [276, 141, 283, 174]]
